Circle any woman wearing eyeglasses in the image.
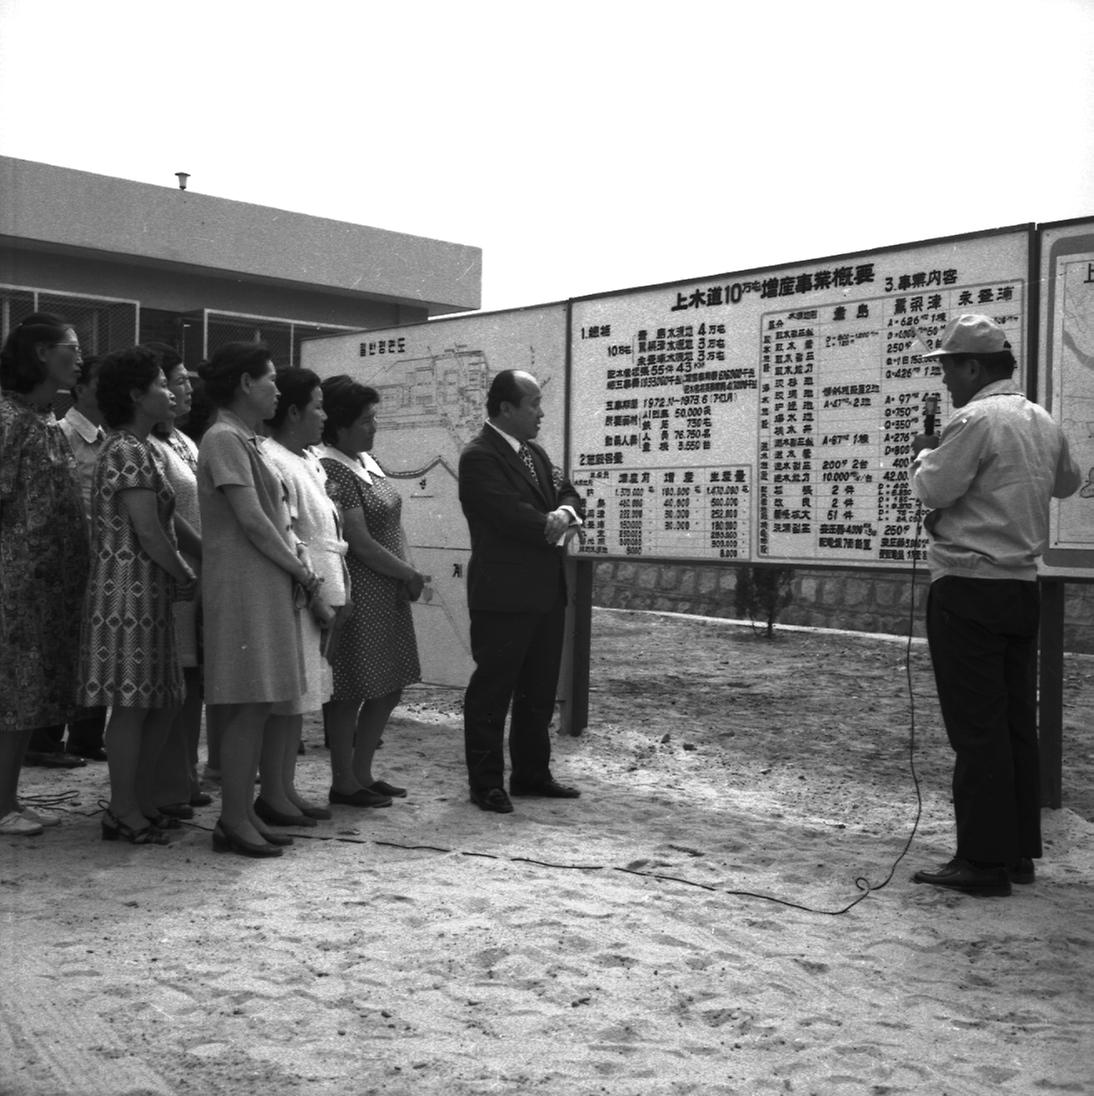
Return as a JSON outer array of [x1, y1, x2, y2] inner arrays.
[[0, 313, 91, 836]]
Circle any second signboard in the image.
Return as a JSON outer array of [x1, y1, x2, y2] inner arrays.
[[568, 227, 1032, 567]]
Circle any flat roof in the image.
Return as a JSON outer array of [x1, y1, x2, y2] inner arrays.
[[0, 156, 481, 315]]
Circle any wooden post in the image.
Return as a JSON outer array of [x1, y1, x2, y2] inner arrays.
[[559, 558, 594, 736], [1038, 578, 1066, 809]]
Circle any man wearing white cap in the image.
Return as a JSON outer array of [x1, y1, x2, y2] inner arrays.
[[910, 314, 1080, 896]]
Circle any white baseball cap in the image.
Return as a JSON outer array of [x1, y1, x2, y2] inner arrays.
[[922, 314, 1011, 359]]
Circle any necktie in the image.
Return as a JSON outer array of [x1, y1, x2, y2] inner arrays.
[[518, 443, 540, 488]]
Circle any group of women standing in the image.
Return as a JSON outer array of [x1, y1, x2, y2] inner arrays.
[[1, 314, 427, 857]]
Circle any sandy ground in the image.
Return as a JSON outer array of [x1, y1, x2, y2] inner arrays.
[[2, 607, 1093, 1096]]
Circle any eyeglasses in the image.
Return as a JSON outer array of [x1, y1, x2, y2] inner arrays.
[[52, 342, 82, 353]]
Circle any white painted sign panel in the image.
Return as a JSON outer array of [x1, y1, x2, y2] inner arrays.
[[568, 228, 1031, 567]]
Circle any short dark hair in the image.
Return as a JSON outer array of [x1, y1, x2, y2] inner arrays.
[[320, 374, 379, 444], [946, 349, 1018, 379], [267, 367, 322, 430], [179, 366, 215, 442], [96, 346, 162, 429], [141, 341, 183, 373], [0, 312, 70, 394], [150, 360, 190, 440], [198, 342, 272, 407], [70, 354, 101, 396], [486, 369, 528, 418]]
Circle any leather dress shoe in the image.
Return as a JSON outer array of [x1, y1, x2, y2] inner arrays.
[[913, 858, 1011, 897], [25, 751, 85, 769], [254, 796, 316, 827], [1009, 857, 1036, 885], [329, 786, 392, 808], [68, 747, 107, 762], [257, 829, 294, 847], [157, 802, 195, 820], [369, 780, 407, 798], [212, 821, 283, 858], [509, 777, 581, 799], [470, 787, 514, 813]]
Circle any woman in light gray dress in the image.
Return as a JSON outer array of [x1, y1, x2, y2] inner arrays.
[[197, 342, 320, 858]]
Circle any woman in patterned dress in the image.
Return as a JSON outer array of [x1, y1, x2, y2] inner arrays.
[[318, 375, 426, 808], [77, 346, 196, 845], [0, 313, 90, 837], [197, 342, 320, 858], [148, 348, 206, 816], [258, 367, 344, 826]]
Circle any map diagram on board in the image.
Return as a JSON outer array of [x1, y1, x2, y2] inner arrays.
[[355, 342, 557, 510], [300, 306, 569, 685]]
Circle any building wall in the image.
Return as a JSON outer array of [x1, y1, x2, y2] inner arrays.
[[1, 156, 481, 314], [591, 559, 1094, 652], [1, 245, 426, 329]]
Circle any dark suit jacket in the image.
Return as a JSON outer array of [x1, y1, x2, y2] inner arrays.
[[458, 426, 585, 614]]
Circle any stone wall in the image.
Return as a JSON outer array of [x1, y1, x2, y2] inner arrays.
[[591, 560, 1094, 651]]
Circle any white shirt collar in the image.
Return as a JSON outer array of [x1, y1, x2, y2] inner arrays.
[[64, 406, 104, 444], [486, 420, 523, 453], [316, 444, 385, 485]]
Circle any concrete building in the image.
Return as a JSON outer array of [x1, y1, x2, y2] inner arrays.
[[0, 155, 481, 365]]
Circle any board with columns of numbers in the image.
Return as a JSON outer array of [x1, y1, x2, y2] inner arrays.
[[567, 226, 1032, 568]]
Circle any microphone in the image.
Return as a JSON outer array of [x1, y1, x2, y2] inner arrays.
[[923, 394, 939, 436]]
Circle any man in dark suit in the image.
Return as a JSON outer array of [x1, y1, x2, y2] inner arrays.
[[458, 369, 585, 813]]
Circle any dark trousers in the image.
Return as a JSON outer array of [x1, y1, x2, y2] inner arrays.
[[463, 602, 565, 791], [926, 576, 1042, 864]]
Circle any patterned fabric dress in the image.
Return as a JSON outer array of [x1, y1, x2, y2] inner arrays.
[[0, 393, 90, 733], [78, 431, 184, 709], [319, 448, 420, 702]]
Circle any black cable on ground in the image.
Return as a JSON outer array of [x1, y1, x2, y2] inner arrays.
[[48, 515, 931, 918]]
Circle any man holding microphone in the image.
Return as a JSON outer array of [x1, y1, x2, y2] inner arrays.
[[910, 314, 1080, 897]]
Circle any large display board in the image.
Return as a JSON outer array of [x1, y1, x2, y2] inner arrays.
[[300, 304, 569, 685], [568, 228, 1032, 567], [1041, 218, 1094, 576]]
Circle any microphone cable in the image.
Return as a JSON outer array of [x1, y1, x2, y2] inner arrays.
[[175, 536, 932, 921]]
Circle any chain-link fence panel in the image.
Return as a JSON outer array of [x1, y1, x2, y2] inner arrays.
[[2, 287, 138, 355]]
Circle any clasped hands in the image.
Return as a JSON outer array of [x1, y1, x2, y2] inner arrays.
[[293, 564, 337, 627], [404, 570, 431, 602], [544, 507, 577, 545]]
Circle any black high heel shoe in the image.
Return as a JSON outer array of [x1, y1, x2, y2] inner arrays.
[[211, 821, 283, 858], [144, 811, 182, 830], [254, 796, 315, 828], [257, 828, 294, 847], [157, 802, 195, 820], [101, 807, 170, 845]]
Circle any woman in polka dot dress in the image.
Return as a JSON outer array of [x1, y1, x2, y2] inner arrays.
[[317, 376, 427, 808]]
